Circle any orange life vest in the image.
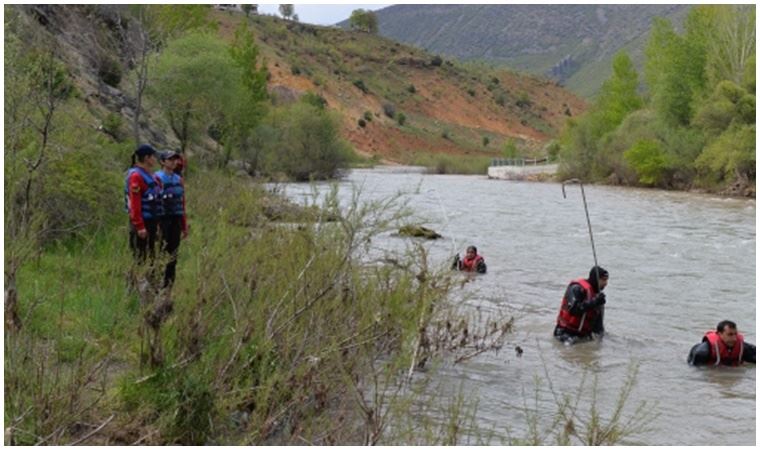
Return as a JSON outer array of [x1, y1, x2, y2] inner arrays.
[[704, 330, 745, 367], [460, 254, 484, 272], [555, 278, 598, 336]]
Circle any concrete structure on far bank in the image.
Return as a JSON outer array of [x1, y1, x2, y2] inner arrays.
[[487, 158, 558, 181]]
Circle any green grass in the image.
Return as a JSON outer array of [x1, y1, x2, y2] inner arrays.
[[405, 152, 492, 174]]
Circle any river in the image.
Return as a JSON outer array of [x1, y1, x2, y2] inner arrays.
[[277, 167, 756, 445]]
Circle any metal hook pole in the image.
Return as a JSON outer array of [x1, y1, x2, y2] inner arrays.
[[562, 178, 598, 270]]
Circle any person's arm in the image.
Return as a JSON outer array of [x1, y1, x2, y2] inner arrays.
[[127, 172, 146, 232], [565, 284, 604, 315], [180, 177, 188, 236], [591, 308, 604, 335], [452, 254, 460, 270], [476, 259, 486, 274], [688, 341, 711, 366], [742, 342, 755, 364]]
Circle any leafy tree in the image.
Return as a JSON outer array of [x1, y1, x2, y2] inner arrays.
[[150, 33, 245, 157], [699, 5, 756, 88], [279, 4, 294, 20], [120, 5, 215, 144], [695, 124, 755, 184], [241, 4, 257, 17], [349, 9, 379, 34], [255, 102, 355, 180], [595, 52, 643, 128], [644, 17, 705, 126]]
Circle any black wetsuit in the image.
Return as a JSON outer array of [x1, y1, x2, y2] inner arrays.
[[687, 340, 756, 366], [553, 282, 605, 343]]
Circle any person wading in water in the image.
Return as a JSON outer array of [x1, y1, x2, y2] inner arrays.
[[554, 266, 608, 344]]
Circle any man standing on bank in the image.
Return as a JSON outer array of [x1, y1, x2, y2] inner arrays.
[[688, 320, 756, 366], [554, 266, 609, 344], [156, 150, 188, 289]]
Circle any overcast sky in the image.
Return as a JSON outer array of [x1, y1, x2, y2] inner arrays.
[[256, 4, 391, 26]]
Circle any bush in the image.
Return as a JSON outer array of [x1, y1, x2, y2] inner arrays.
[[291, 65, 301, 75], [467, 88, 476, 97], [502, 139, 520, 159], [430, 55, 443, 67], [260, 102, 356, 180], [363, 111, 373, 121], [695, 124, 755, 184], [407, 84, 416, 94], [396, 112, 406, 126], [482, 136, 490, 147], [101, 113, 124, 141], [358, 118, 367, 128], [353, 79, 368, 93], [495, 93, 506, 107], [624, 139, 672, 186], [383, 102, 396, 118], [516, 92, 532, 108], [97, 54, 122, 87], [301, 91, 327, 110]]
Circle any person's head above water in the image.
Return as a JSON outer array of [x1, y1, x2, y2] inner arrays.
[[466, 246, 478, 258], [588, 265, 609, 292], [717, 320, 739, 347]]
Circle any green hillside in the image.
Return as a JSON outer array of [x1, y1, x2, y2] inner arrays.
[[365, 4, 690, 97]]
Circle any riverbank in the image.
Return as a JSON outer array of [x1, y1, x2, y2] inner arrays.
[[5, 170, 478, 445]]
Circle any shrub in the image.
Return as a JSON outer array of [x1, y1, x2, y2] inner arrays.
[[516, 92, 532, 108], [495, 93, 506, 107], [383, 102, 396, 118], [358, 118, 367, 128], [291, 65, 301, 75], [441, 129, 450, 140], [502, 140, 520, 159], [101, 113, 124, 141], [431, 55, 443, 67], [363, 111, 373, 121], [260, 102, 355, 180], [301, 91, 327, 110], [396, 112, 406, 126], [353, 79, 368, 93], [624, 139, 672, 186], [482, 136, 490, 147], [407, 84, 416, 94], [97, 54, 122, 87], [467, 88, 476, 97]]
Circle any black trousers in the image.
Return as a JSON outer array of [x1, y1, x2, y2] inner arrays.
[[160, 216, 183, 288], [129, 219, 159, 264]]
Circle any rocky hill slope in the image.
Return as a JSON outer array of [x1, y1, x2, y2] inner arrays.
[[365, 4, 690, 98], [11, 5, 587, 164]]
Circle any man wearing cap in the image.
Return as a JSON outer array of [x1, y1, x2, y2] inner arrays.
[[554, 266, 609, 344], [687, 320, 756, 366], [156, 150, 188, 288], [125, 144, 162, 265]]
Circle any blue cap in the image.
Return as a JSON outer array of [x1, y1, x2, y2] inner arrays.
[[135, 144, 156, 157]]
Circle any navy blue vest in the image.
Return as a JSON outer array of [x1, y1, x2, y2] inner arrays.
[[156, 170, 185, 217], [125, 167, 163, 220]]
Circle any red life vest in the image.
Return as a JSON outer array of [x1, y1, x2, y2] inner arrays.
[[556, 278, 597, 336], [704, 330, 745, 367], [460, 254, 484, 272]]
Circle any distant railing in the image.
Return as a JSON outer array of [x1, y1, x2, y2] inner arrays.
[[490, 157, 551, 167]]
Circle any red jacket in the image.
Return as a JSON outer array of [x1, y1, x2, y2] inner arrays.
[[704, 330, 745, 367], [127, 168, 161, 231]]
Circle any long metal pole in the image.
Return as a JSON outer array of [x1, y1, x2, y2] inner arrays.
[[562, 178, 598, 272], [562, 179, 603, 331]]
